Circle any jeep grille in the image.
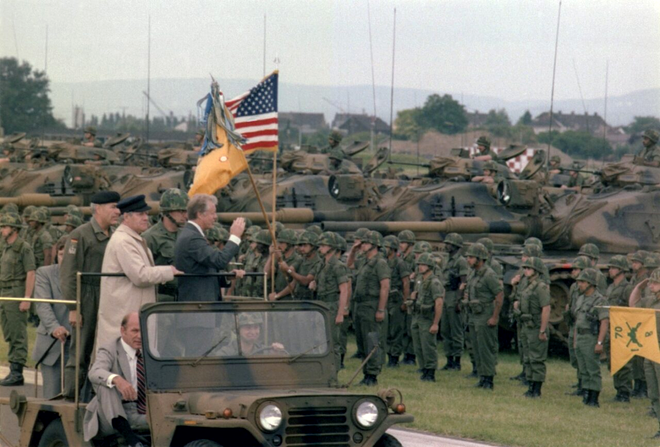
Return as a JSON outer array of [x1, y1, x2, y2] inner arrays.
[[285, 406, 350, 447]]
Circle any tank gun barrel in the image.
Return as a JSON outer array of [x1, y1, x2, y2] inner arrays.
[[0, 194, 83, 208], [386, 161, 430, 168], [216, 209, 358, 224]]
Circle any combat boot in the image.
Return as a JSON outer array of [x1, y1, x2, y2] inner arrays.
[[523, 381, 535, 398], [509, 370, 524, 381], [440, 357, 454, 371], [617, 391, 630, 403], [520, 374, 529, 387], [640, 380, 649, 398], [482, 376, 494, 390], [453, 356, 462, 371], [465, 363, 478, 378], [402, 354, 416, 365], [0, 363, 24, 387], [587, 391, 600, 408], [425, 369, 436, 382], [340, 354, 345, 370], [387, 354, 398, 368], [534, 381, 543, 398], [474, 376, 485, 388], [359, 374, 378, 386], [567, 379, 582, 395], [582, 389, 591, 405]]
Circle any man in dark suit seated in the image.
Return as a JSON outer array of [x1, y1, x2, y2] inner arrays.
[[83, 313, 147, 447], [174, 194, 245, 355]]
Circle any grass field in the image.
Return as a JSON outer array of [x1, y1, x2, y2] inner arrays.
[[2, 330, 658, 446]]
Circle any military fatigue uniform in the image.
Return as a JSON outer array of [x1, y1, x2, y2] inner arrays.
[[631, 271, 650, 390], [574, 291, 608, 392], [143, 220, 179, 301], [351, 252, 367, 358], [441, 252, 468, 359], [466, 265, 502, 378], [637, 143, 660, 165], [31, 226, 54, 268], [274, 252, 302, 298], [478, 148, 499, 162], [235, 250, 255, 296], [295, 253, 321, 301], [0, 237, 35, 367], [244, 253, 267, 299], [604, 279, 634, 398], [401, 251, 416, 360], [386, 256, 411, 359], [411, 273, 444, 370], [518, 275, 551, 383], [567, 283, 581, 380], [60, 218, 112, 400], [568, 174, 585, 189], [316, 256, 349, 370], [353, 254, 390, 377], [641, 292, 660, 428], [489, 258, 503, 279], [45, 222, 63, 244]]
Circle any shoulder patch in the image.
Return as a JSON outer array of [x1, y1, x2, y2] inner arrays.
[[68, 239, 78, 255]]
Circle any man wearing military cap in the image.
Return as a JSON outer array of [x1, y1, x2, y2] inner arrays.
[[574, 268, 609, 407], [473, 136, 498, 162], [19, 205, 36, 241], [64, 215, 83, 234], [290, 231, 322, 302], [27, 207, 54, 268], [398, 230, 417, 365], [471, 161, 499, 184], [440, 233, 468, 371], [0, 212, 36, 386], [61, 190, 121, 400], [577, 243, 607, 292], [564, 256, 591, 396], [383, 235, 411, 368], [266, 228, 302, 301], [143, 188, 189, 302], [635, 129, 660, 167], [82, 126, 102, 148]]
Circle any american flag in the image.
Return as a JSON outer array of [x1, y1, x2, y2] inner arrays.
[[225, 71, 278, 153]]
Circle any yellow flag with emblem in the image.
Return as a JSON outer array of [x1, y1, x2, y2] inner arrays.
[[609, 306, 660, 375]]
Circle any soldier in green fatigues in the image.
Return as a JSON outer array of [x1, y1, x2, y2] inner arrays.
[[267, 229, 302, 301], [333, 233, 352, 368], [63, 215, 83, 234], [41, 207, 63, 244], [603, 255, 634, 402], [82, 126, 103, 148], [516, 257, 551, 398], [630, 268, 660, 439], [60, 191, 120, 400], [409, 253, 444, 382], [0, 212, 36, 386], [347, 227, 371, 360], [464, 243, 503, 390], [353, 231, 390, 386], [630, 251, 651, 398], [242, 230, 271, 299], [19, 205, 36, 242], [383, 235, 411, 368], [634, 129, 660, 167], [440, 233, 468, 371], [577, 243, 608, 293], [472, 136, 498, 162], [27, 208, 54, 268], [477, 238, 503, 279], [313, 232, 350, 371], [398, 230, 417, 366], [321, 130, 343, 154], [564, 256, 591, 397], [290, 231, 321, 301], [234, 226, 262, 296], [574, 268, 609, 407]]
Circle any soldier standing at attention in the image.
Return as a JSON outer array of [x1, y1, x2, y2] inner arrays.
[[564, 256, 591, 397], [347, 227, 371, 360], [19, 205, 36, 241], [477, 237, 503, 280], [60, 191, 121, 401], [409, 253, 444, 382], [353, 231, 390, 386], [0, 212, 36, 386], [289, 231, 321, 301], [397, 230, 417, 366], [267, 229, 302, 301], [472, 136, 498, 162], [26, 208, 54, 268], [143, 189, 188, 302], [515, 257, 551, 398], [630, 250, 651, 398], [312, 232, 350, 371], [573, 268, 609, 407], [577, 243, 607, 292], [603, 255, 634, 402], [383, 235, 411, 368], [464, 243, 503, 390], [440, 233, 468, 371], [634, 129, 660, 167], [82, 126, 102, 148]]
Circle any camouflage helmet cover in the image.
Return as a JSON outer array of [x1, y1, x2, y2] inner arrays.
[[274, 221, 285, 236], [413, 241, 432, 254], [578, 243, 599, 259], [0, 212, 23, 228], [521, 256, 545, 274], [477, 136, 491, 148], [398, 230, 416, 244], [649, 268, 660, 284], [643, 129, 659, 144], [550, 155, 561, 163], [317, 231, 338, 249], [255, 229, 273, 246], [28, 208, 49, 224], [476, 237, 494, 254], [298, 231, 319, 246], [336, 234, 347, 252], [482, 161, 498, 172], [205, 226, 222, 242], [444, 233, 463, 248], [22, 205, 36, 218], [84, 126, 97, 136], [65, 205, 84, 219], [1, 203, 18, 214], [522, 244, 542, 258], [631, 250, 650, 264], [366, 230, 384, 247], [607, 255, 630, 271], [64, 215, 83, 229], [160, 188, 189, 212], [416, 252, 435, 267], [354, 227, 371, 241], [465, 243, 489, 260], [278, 228, 298, 246], [217, 227, 229, 242], [576, 268, 599, 286], [644, 255, 660, 270], [524, 237, 543, 249], [382, 235, 400, 250], [238, 312, 263, 326], [572, 256, 591, 271], [329, 130, 343, 143], [306, 224, 323, 236]]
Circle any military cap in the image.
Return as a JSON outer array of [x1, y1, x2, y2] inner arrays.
[[444, 233, 463, 248], [238, 312, 263, 326], [631, 250, 650, 264], [306, 224, 323, 236], [413, 241, 432, 254], [482, 161, 498, 172], [298, 231, 318, 246], [22, 205, 37, 218], [336, 234, 347, 253], [578, 243, 599, 260], [607, 255, 630, 271], [644, 255, 660, 270], [28, 208, 49, 224], [205, 226, 222, 242], [278, 228, 298, 245], [65, 205, 84, 220], [255, 229, 273, 246], [522, 244, 542, 258], [366, 230, 384, 247], [477, 237, 494, 254], [476, 136, 491, 148], [354, 228, 371, 241], [90, 191, 121, 205], [84, 126, 97, 136], [465, 243, 489, 261], [382, 235, 400, 250], [576, 268, 599, 286], [0, 212, 23, 228], [160, 188, 189, 212], [572, 256, 591, 270], [1, 203, 18, 214], [117, 194, 151, 214], [521, 257, 545, 274], [650, 268, 660, 284], [524, 237, 543, 249], [550, 155, 561, 163], [643, 129, 659, 144], [64, 214, 83, 229], [318, 231, 338, 249], [398, 230, 416, 244], [416, 252, 435, 267], [329, 130, 343, 143]]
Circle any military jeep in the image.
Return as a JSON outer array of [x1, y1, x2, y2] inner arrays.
[[1, 300, 412, 447]]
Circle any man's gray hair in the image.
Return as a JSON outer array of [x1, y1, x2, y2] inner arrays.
[[188, 194, 218, 220]]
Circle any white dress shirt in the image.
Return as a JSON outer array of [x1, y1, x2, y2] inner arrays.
[[106, 339, 138, 390]]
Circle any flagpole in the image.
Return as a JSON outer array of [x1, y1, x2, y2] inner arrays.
[[271, 150, 277, 295]]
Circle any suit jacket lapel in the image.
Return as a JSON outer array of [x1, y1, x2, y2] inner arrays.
[[116, 339, 133, 385]]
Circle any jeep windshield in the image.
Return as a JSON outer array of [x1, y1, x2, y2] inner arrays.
[[145, 308, 329, 360]]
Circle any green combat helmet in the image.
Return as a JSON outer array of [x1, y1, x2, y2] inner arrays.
[[367, 231, 384, 247], [336, 234, 348, 253], [1, 203, 19, 215], [608, 255, 630, 272], [465, 243, 489, 261], [205, 227, 222, 242], [84, 126, 97, 136], [578, 243, 599, 260], [643, 129, 659, 144], [522, 244, 542, 258], [243, 217, 253, 228], [644, 255, 660, 270], [382, 235, 400, 251], [398, 230, 415, 245], [482, 161, 498, 172], [416, 252, 435, 267], [64, 215, 83, 229], [329, 130, 343, 144], [160, 188, 189, 212], [477, 237, 494, 255], [631, 250, 650, 264], [274, 221, 285, 236], [550, 155, 561, 163], [413, 241, 432, 254], [524, 237, 543, 249], [65, 204, 84, 220], [354, 228, 371, 242], [238, 312, 264, 326], [477, 136, 491, 148], [649, 268, 660, 284], [246, 225, 261, 243], [572, 256, 591, 270], [28, 208, 49, 224], [444, 233, 463, 248], [22, 205, 36, 219], [576, 268, 599, 286], [278, 228, 298, 246], [298, 231, 318, 247], [255, 229, 273, 247], [318, 232, 338, 249], [217, 228, 229, 242], [521, 257, 545, 274], [0, 212, 23, 228], [306, 225, 323, 236]]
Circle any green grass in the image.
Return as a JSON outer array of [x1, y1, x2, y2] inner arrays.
[[340, 341, 660, 447], [0, 325, 37, 368]]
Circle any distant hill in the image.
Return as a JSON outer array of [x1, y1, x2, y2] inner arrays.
[[50, 77, 659, 128]]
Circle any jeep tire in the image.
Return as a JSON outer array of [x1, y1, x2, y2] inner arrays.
[[183, 440, 223, 447], [37, 419, 67, 447], [374, 433, 403, 447]]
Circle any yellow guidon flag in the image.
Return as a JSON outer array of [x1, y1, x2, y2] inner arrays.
[[609, 306, 660, 375]]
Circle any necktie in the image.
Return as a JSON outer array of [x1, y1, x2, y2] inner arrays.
[[136, 349, 147, 414]]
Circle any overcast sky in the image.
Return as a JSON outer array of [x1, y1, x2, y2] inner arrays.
[[1, 0, 659, 104]]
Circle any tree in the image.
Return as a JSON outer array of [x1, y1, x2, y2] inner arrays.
[[538, 130, 612, 159], [0, 57, 61, 133], [517, 110, 533, 126], [417, 94, 468, 135], [626, 116, 660, 135], [393, 108, 423, 141], [483, 108, 512, 137]]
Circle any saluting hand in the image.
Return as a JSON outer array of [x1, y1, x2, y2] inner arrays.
[[229, 217, 246, 238]]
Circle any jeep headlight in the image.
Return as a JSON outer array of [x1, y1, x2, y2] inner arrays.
[[355, 401, 378, 429], [258, 404, 282, 432]]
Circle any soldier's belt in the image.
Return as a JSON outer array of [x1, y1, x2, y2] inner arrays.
[[355, 294, 379, 303], [0, 279, 24, 287], [577, 328, 596, 335], [316, 293, 339, 304]]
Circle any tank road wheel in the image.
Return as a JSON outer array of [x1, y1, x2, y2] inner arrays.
[[548, 275, 571, 325], [37, 419, 68, 447], [374, 433, 403, 447], [183, 441, 223, 447]]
